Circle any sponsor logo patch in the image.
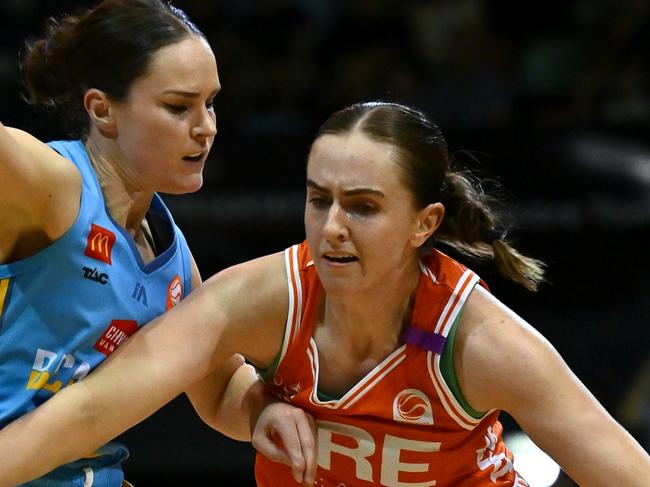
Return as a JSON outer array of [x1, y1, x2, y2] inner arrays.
[[85, 224, 116, 264], [94, 319, 138, 356], [82, 266, 109, 285], [166, 275, 183, 310]]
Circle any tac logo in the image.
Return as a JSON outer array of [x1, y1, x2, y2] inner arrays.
[[166, 275, 183, 310], [392, 389, 434, 425], [82, 266, 109, 285], [94, 319, 138, 356], [84, 223, 116, 265]]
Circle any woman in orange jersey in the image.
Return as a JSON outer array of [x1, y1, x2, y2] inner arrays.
[[1, 102, 649, 486]]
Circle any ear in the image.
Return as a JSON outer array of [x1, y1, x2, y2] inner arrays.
[[410, 202, 445, 248], [83, 88, 117, 138]]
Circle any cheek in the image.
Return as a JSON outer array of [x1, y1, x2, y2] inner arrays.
[[371, 221, 414, 254], [304, 218, 320, 247]]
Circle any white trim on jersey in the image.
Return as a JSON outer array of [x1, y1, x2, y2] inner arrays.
[[281, 245, 303, 363], [307, 338, 407, 410], [425, 267, 487, 429], [434, 269, 478, 337], [428, 351, 485, 430], [340, 347, 406, 410]]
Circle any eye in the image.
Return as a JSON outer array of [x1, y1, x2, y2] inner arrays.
[[348, 200, 378, 215], [205, 99, 215, 111], [308, 196, 330, 209], [164, 103, 187, 114]]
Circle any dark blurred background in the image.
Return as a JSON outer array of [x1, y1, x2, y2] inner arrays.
[[1, 1, 649, 485]]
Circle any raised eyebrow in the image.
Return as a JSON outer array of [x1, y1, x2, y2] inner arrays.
[[306, 179, 384, 197]]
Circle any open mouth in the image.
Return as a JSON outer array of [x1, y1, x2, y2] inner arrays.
[[323, 255, 358, 263], [183, 152, 204, 162]]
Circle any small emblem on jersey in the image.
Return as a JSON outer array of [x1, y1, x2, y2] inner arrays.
[[166, 275, 183, 310], [82, 266, 109, 285], [392, 388, 434, 425], [271, 374, 303, 402], [132, 282, 148, 307], [94, 319, 138, 356], [85, 224, 116, 265]]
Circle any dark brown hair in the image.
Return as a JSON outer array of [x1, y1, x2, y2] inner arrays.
[[22, 0, 206, 137], [315, 101, 545, 291]]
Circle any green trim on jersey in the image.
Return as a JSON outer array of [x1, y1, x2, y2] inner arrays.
[[256, 350, 282, 384], [257, 348, 340, 402], [440, 312, 486, 419], [316, 387, 337, 402]]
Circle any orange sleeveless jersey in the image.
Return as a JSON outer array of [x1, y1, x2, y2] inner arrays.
[[256, 242, 528, 487]]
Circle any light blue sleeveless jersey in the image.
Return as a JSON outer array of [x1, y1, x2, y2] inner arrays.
[[0, 140, 194, 486]]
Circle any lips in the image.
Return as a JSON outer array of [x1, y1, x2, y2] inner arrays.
[[323, 254, 358, 263], [182, 152, 204, 162]]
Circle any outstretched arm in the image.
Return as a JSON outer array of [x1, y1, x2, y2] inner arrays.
[[456, 286, 650, 486], [0, 252, 288, 487]]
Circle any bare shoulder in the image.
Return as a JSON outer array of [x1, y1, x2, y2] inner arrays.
[[453, 285, 561, 413], [2, 126, 81, 189], [0, 126, 81, 254], [454, 284, 650, 485]]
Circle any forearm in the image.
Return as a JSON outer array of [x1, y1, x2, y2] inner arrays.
[[188, 359, 271, 441], [0, 312, 215, 485], [534, 407, 650, 486], [0, 382, 101, 486], [511, 370, 650, 485]]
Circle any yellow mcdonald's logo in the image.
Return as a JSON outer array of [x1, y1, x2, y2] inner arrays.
[[85, 223, 116, 264], [90, 232, 110, 255]]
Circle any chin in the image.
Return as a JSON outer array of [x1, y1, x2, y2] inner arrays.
[[167, 176, 204, 195], [319, 275, 360, 296]]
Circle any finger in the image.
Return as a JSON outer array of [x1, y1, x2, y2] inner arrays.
[[297, 413, 317, 486], [253, 415, 306, 483], [252, 427, 292, 465], [273, 418, 307, 484]]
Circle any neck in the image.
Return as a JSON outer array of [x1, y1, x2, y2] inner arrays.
[[321, 261, 421, 358], [85, 138, 153, 235]]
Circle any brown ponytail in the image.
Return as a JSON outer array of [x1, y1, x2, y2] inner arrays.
[[438, 170, 545, 291]]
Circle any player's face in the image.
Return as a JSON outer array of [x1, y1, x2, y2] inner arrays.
[[110, 36, 219, 194], [305, 133, 433, 296]]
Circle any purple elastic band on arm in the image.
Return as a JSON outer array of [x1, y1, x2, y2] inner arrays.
[[400, 325, 447, 354]]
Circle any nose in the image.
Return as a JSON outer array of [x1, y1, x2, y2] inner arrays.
[[322, 203, 348, 242], [191, 107, 217, 140]]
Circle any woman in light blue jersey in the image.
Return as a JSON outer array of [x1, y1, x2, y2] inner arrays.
[[0, 1, 286, 485]]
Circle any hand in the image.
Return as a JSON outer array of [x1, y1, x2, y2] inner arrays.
[[251, 401, 317, 486]]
